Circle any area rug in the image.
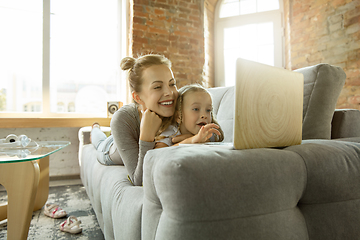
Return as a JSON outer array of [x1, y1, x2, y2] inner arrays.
[[0, 184, 104, 240]]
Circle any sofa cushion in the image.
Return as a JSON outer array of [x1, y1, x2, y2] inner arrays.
[[286, 139, 360, 239], [295, 64, 346, 139]]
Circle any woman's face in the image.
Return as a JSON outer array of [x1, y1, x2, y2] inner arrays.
[[135, 65, 178, 117]]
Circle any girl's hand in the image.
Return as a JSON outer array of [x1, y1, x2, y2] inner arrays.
[[172, 123, 221, 145], [172, 133, 194, 144], [139, 109, 162, 142], [191, 123, 221, 143]]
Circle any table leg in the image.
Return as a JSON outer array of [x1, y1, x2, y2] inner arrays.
[[0, 203, 6, 221], [0, 161, 40, 240], [33, 156, 49, 211], [0, 156, 49, 219]]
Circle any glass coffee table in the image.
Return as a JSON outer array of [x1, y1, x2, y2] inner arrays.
[[0, 141, 70, 240]]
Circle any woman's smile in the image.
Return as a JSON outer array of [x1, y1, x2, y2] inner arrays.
[[159, 99, 174, 107]]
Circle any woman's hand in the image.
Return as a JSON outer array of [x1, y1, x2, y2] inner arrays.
[[139, 109, 162, 142], [191, 123, 221, 143]]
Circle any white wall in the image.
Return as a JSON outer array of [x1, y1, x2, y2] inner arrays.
[[0, 127, 81, 178]]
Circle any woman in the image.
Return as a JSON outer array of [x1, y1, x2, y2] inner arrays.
[[91, 54, 178, 186]]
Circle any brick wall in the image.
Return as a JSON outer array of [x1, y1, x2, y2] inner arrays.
[[130, 0, 206, 88], [129, 0, 360, 110], [288, 0, 360, 109]]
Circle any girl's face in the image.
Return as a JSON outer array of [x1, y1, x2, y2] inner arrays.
[[135, 65, 178, 117], [179, 91, 212, 135]]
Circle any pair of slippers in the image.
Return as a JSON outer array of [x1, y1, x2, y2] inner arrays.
[[44, 203, 82, 234]]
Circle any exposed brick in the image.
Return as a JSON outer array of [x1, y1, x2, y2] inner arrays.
[[189, 3, 200, 10], [134, 11, 149, 18], [133, 36, 149, 44], [189, 15, 200, 22], [133, 16, 146, 25], [345, 6, 360, 19], [329, 14, 343, 24], [152, 2, 170, 9], [133, 23, 148, 31], [332, 0, 347, 8], [133, 5, 145, 13], [134, 0, 150, 5], [173, 18, 191, 26], [348, 95, 360, 104], [346, 22, 360, 34], [191, 9, 200, 16], [174, 31, 192, 37], [154, 8, 165, 15], [168, 47, 179, 53], [289, 0, 360, 108], [178, 6, 192, 14], [178, 36, 188, 42], [169, 35, 178, 41], [152, 19, 166, 28], [155, 45, 168, 52], [146, 20, 154, 26], [179, 49, 190, 55], [148, 26, 169, 35], [132, 29, 145, 38], [329, 22, 343, 32]]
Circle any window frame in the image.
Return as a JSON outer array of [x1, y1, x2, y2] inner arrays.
[[214, 0, 284, 87], [0, 0, 129, 119]]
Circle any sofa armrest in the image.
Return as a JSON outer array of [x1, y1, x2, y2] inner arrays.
[[331, 109, 360, 139], [142, 145, 307, 240]]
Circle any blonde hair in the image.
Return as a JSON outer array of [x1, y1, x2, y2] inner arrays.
[[120, 54, 172, 93], [175, 84, 224, 142]]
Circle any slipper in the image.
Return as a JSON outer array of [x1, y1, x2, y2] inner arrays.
[[60, 216, 82, 234], [44, 203, 67, 219]]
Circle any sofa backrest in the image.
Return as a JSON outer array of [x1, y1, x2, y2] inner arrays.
[[209, 63, 346, 141], [295, 64, 346, 139], [208, 86, 235, 142]]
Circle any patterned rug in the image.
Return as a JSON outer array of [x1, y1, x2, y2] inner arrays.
[[0, 184, 104, 240]]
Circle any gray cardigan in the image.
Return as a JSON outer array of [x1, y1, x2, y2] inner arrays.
[[110, 103, 155, 186]]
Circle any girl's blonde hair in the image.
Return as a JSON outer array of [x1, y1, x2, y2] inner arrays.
[[121, 54, 174, 137], [175, 84, 224, 142]]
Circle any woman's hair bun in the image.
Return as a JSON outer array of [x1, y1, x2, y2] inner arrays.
[[120, 57, 136, 71]]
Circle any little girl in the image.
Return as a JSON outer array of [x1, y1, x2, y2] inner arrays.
[[155, 84, 224, 148]]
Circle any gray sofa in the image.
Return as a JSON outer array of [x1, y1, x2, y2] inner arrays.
[[79, 63, 360, 240]]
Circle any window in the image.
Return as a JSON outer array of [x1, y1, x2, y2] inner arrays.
[[0, 0, 128, 118], [215, 0, 284, 87]]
